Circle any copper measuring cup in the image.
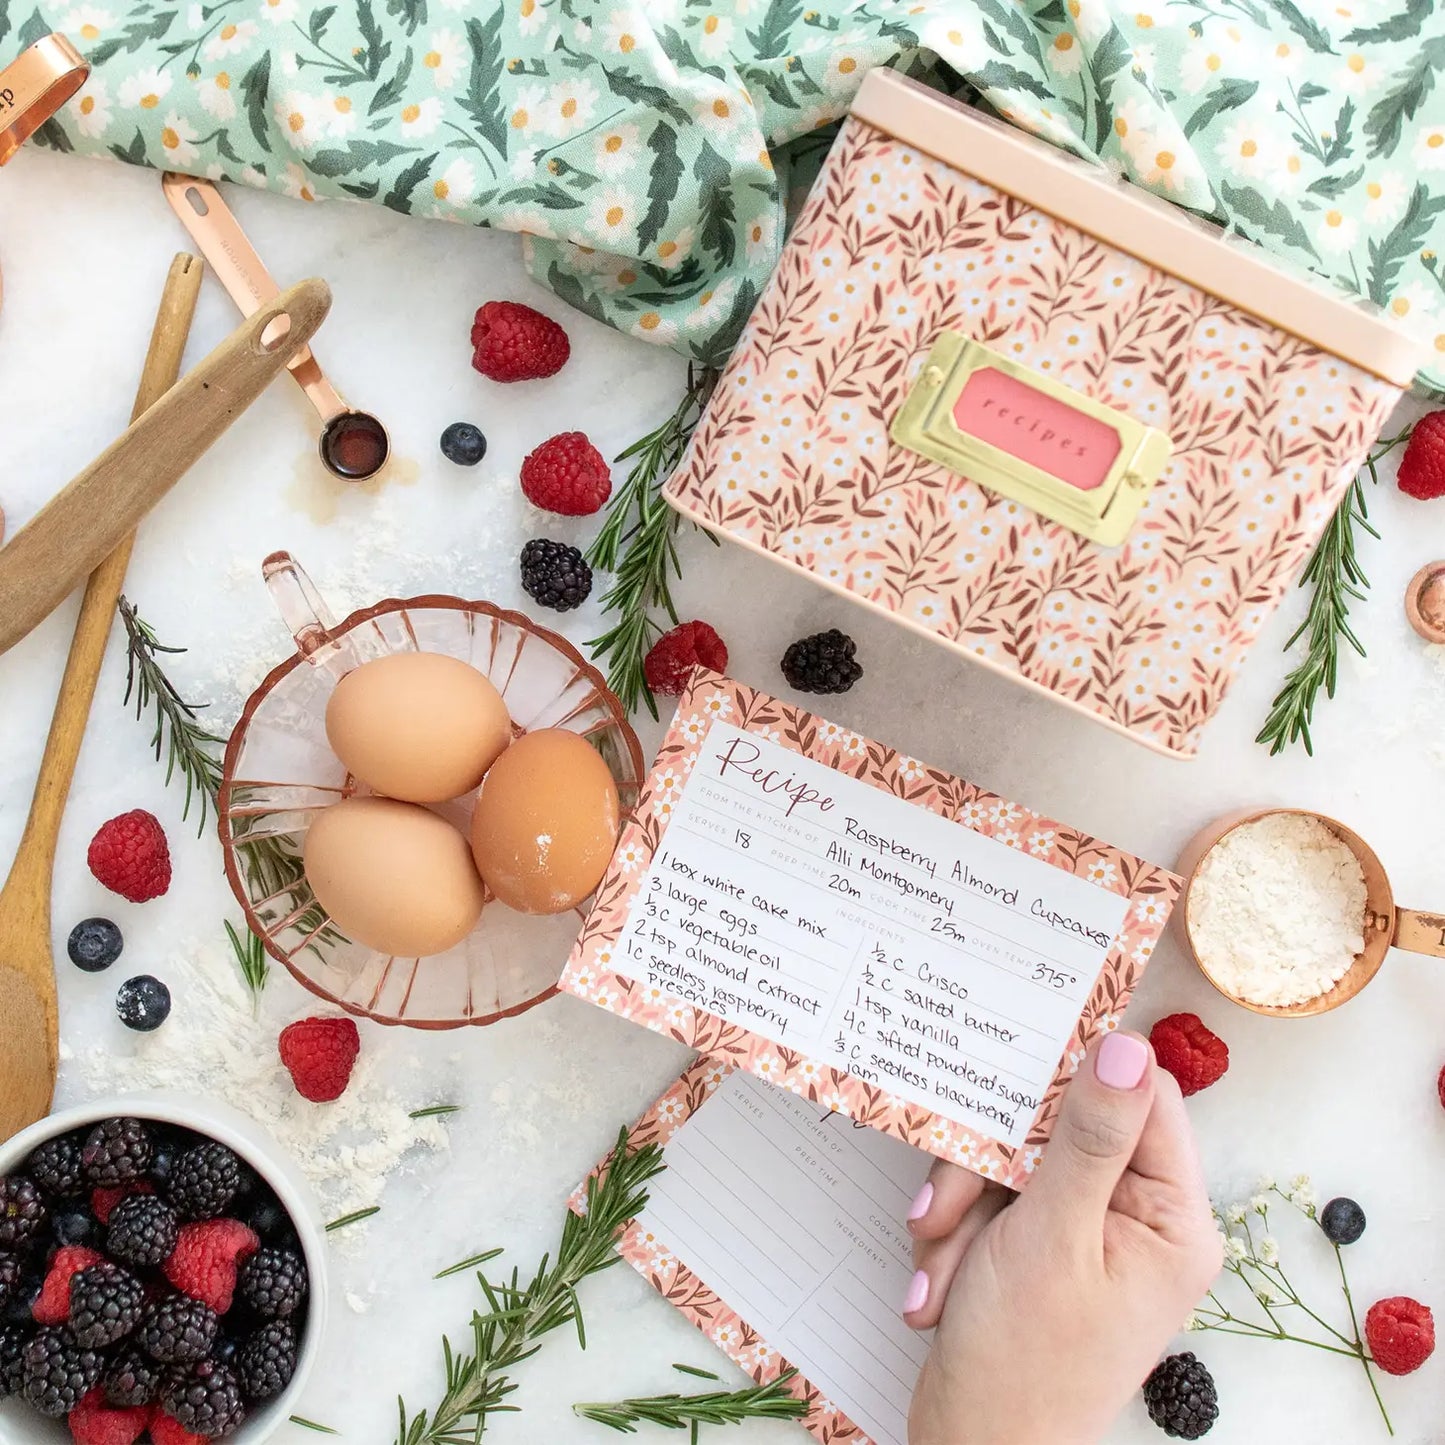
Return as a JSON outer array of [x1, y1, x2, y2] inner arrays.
[[1176, 808, 1445, 1018], [161, 172, 390, 481]]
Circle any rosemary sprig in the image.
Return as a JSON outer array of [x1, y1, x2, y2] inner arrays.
[[289, 1417, 340, 1435], [395, 1129, 666, 1445], [118, 597, 226, 832], [575, 1368, 807, 1435], [326, 1206, 380, 1233], [409, 1105, 462, 1120], [1256, 429, 1409, 755], [225, 919, 269, 999], [588, 366, 716, 719]]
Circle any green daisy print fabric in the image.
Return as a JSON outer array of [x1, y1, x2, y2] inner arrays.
[[7, 0, 1445, 385]]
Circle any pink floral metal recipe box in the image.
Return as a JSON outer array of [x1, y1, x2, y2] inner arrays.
[[665, 71, 1428, 759]]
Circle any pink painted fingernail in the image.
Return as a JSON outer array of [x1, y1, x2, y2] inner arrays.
[[1095, 1031, 1149, 1091], [903, 1269, 929, 1316], [907, 1181, 933, 1223]]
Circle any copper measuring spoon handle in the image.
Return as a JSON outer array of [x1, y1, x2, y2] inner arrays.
[[161, 172, 349, 426], [0, 34, 89, 166], [1393, 909, 1445, 958]]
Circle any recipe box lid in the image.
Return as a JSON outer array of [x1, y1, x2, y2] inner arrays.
[[852, 70, 1428, 388]]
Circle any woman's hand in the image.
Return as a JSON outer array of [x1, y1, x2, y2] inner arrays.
[[905, 1031, 1222, 1445]]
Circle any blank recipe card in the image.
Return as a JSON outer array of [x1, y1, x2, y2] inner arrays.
[[563, 673, 1180, 1188]]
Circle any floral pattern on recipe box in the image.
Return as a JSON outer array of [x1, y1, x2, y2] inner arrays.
[[575, 1054, 869, 1445], [558, 672, 1181, 1190], [663, 116, 1404, 758]]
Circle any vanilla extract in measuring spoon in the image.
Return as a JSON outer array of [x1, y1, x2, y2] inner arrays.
[[162, 171, 390, 482]]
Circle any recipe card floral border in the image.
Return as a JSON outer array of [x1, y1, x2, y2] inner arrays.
[[559, 671, 1181, 1189], [576, 1053, 869, 1445]]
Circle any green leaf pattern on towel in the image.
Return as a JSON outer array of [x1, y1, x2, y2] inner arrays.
[[19, 0, 1445, 384]]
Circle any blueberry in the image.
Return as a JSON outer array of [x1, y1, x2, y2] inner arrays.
[[67, 919, 123, 973], [49, 1209, 99, 1250], [1320, 1196, 1366, 1246], [440, 422, 487, 466], [116, 976, 171, 1032]]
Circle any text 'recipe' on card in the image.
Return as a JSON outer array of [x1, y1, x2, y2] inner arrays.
[[608, 721, 1130, 1148]]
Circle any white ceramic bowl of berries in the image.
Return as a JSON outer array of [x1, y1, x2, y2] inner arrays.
[[0, 1095, 327, 1445]]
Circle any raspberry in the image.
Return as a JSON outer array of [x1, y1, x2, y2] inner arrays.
[[278, 1016, 361, 1103], [148, 1410, 208, 1445], [1397, 411, 1445, 501], [519, 432, 612, 516], [643, 621, 729, 697], [1437, 1061, 1445, 1112], [1149, 1013, 1229, 1097], [67, 1387, 151, 1445], [163, 1221, 259, 1315], [86, 811, 171, 903], [470, 300, 570, 382], [91, 1181, 153, 1226], [32, 1246, 106, 1326], [1365, 1296, 1435, 1376]]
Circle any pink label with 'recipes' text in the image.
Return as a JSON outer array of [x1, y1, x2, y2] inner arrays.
[[952, 367, 1121, 491]]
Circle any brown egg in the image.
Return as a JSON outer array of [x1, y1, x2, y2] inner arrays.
[[304, 796, 485, 956], [470, 729, 621, 915], [325, 652, 512, 804]]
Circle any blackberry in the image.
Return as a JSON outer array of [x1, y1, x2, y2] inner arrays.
[[169, 1143, 243, 1221], [139, 1295, 219, 1364], [82, 1118, 154, 1187], [440, 421, 488, 466], [104, 1344, 164, 1407], [69, 1261, 145, 1347], [109, 1194, 180, 1266], [162, 1359, 247, 1438], [520, 538, 592, 611], [51, 1206, 101, 1250], [0, 1323, 28, 1397], [0, 1253, 21, 1313], [21, 1326, 103, 1416], [0, 1177, 46, 1248], [237, 1318, 297, 1401], [780, 629, 863, 695], [27, 1133, 86, 1196], [116, 974, 172, 1031], [1142, 1352, 1219, 1440], [237, 1248, 308, 1320], [1320, 1196, 1367, 1246], [67, 917, 124, 972]]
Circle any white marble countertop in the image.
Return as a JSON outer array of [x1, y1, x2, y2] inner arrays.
[[1, 145, 1442, 1445]]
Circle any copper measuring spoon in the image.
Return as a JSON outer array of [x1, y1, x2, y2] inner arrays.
[[1176, 807, 1445, 1018], [161, 172, 390, 481]]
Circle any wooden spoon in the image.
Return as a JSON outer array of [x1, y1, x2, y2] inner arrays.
[[0, 263, 329, 1139], [0, 275, 332, 658]]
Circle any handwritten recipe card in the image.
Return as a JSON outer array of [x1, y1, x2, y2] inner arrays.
[[562, 674, 1179, 1187]]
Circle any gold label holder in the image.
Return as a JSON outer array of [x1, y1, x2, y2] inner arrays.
[[891, 334, 1171, 547]]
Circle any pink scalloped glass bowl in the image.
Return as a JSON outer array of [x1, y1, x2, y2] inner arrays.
[[217, 552, 644, 1029]]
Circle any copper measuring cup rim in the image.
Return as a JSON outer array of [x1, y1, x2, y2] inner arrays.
[[1177, 806, 1445, 1018]]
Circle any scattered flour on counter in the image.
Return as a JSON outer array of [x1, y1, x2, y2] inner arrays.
[[1187, 814, 1368, 1007], [61, 939, 451, 1221]]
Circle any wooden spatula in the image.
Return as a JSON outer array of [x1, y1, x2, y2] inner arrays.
[[0, 265, 331, 1140]]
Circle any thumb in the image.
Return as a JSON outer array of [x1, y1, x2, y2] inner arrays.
[[1029, 1030, 1156, 1224]]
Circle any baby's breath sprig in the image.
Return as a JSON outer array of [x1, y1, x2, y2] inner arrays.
[[1191, 1175, 1393, 1435]]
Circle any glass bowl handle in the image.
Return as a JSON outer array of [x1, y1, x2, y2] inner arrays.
[[262, 551, 337, 662]]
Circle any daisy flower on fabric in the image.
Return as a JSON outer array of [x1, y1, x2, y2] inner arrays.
[[196, 71, 237, 121], [257, 0, 295, 25], [1363, 172, 1407, 225], [322, 93, 357, 137], [1316, 208, 1359, 255], [273, 90, 328, 151], [594, 120, 641, 176], [279, 162, 318, 202], [544, 75, 600, 137], [694, 11, 735, 57], [1414, 122, 1445, 172], [157, 110, 201, 166], [420, 29, 464, 89], [399, 96, 443, 138], [1047, 30, 1083, 76], [67, 77, 112, 137], [118, 66, 171, 111], [204, 17, 257, 57], [61, 4, 114, 41]]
